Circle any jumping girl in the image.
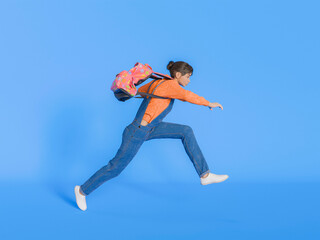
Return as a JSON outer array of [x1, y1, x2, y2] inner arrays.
[[75, 61, 229, 211]]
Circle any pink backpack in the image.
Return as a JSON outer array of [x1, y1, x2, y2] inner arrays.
[[111, 62, 173, 102]]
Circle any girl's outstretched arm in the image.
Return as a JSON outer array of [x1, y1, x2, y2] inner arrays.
[[156, 80, 211, 107]]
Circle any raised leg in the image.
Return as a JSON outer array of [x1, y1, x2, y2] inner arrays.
[[146, 122, 210, 178]]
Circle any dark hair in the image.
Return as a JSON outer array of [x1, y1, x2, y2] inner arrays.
[[166, 61, 193, 78]]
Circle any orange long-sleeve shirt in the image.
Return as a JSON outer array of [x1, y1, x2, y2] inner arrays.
[[137, 79, 210, 124]]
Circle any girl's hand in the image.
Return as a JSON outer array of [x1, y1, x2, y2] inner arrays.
[[208, 102, 223, 111]]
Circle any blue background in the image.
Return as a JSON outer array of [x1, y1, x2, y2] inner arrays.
[[0, 0, 319, 239]]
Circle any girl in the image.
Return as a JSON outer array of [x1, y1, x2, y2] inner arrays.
[[75, 61, 229, 211]]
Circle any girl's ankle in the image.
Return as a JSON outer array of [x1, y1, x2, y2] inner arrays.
[[201, 172, 210, 179]]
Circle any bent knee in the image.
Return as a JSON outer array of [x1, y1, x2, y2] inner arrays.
[[182, 125, 194, 135]]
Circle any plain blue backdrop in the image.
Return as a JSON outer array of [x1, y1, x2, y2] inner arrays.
[[0, 0, 319, 239]]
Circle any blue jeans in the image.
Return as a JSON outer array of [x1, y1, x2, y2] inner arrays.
[[80, 120, 210, 196]]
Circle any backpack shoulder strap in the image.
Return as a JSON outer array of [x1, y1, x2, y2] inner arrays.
[[136, 79, 173, 99], [145, 79, 157, 96], [151, 72, 172, 80]]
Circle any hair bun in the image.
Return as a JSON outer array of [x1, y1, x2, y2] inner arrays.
[[167, 61, 175, 70]]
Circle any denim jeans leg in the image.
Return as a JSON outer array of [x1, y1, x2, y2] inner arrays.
[[80, 127, 145, 196], [146, 121, 210, 178]]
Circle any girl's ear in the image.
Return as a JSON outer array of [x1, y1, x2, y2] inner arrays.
[[175, 72, 182, 79]]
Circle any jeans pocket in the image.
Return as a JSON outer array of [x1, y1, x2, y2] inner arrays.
[[124, 125, 136, 139]]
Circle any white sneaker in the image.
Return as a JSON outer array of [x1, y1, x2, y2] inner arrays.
[[200, 172, 229, 185], [74, 185, 87, 211]]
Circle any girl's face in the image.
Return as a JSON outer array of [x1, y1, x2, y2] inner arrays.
[[174, 72, 192, 87]]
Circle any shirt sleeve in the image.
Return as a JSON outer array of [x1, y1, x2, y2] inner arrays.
[[156, 80, 211, 107]]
